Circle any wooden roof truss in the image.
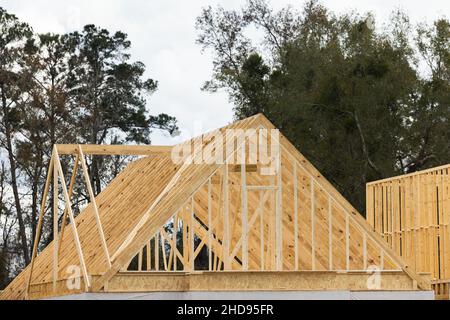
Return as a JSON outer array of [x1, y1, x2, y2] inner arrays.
[[0, 114, 429, 300]]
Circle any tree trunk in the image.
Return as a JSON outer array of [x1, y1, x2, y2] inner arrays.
[[1, 84, 30, 264], [30, 162, 41, 252]]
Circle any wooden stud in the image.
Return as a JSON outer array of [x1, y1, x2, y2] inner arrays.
[[53, 150, 58, 292], [241, 146, 249, 270], [208, 178, 212, 271], [78, 145, 111, 268], [275, 153, 282, 271], [182, 213, 188, 269], [345, 211, 350, 271], [328, 195, 333, 270], [189, 196, 195, 271], [311, 177, 316, 271], [146, 241, 151, 271], [259, 190, 265, 271], [294, 163, 299, 270], [54, 147, 90, 289], [155, 233, 160, 271], [58, 153, 79, 257], [161, 230, 168, 271], [223, 165, 230, 270], [138, 249, 142, 271], [171, 215, 178, 271], [363, 233, 368, 270], [25, 155, 54, 297]]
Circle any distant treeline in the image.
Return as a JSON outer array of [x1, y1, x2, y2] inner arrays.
[[196, 0, 450, 216]]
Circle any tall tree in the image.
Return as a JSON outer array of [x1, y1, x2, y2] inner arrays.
[[402, 19, 450, 172], [65, 25, 177, 194], [0, 7, 33, 264], [15, 32, 79, 247], [0, 161, 15, 287], [196, 0, 450, 213], [0, 8, 178, 286]]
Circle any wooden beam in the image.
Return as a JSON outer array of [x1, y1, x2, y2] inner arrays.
[[328, 195, 333, 271], [168, 217, 176, 271], [275, 155, 282, 271], [269, 176, 275, 270], [146, 242, 151, 271], [311, 177, 316, 271], [241, 146, 248, 270], [363, 233, 368, 270], [53, 151, 58, 292], [259, 190, 265, 271], [138, 249, 142, 271], [207, 178, 212, 271], [57, 154, 79, 257], [346, 211, 350, 271], [189, 197, 195, 271], [293, 163, 299, 270], [155, 233, 160, 271], [223, 164, 230, 270], [54, 147, 90, 289], [182, 213, 188, 269], [161, 229, 168, 271], [26, 155, 53, 298], [78, 145, 111, 268], [55, 144, 172, 156], [367, 163, 450, 186]]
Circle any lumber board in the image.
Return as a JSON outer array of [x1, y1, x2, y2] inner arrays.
[[56, 144, 172, 155]]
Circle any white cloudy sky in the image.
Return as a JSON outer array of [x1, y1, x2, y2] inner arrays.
[[1, 0, 448, 145]]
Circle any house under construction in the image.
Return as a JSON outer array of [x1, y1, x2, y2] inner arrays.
[[367, 165, 450, 299], [0, 114, 433, 300]]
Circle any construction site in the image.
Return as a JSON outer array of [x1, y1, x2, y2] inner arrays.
[[0, 114, 442, 300]]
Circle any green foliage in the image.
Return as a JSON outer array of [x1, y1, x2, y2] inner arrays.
[[0, 6, 178, 285], [196, 0, 450, 213]]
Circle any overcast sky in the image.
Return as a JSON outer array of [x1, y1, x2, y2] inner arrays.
[[1, 0, 448, 145]]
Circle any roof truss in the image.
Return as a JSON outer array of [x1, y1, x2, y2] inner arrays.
[[0, 114, 429, 300]]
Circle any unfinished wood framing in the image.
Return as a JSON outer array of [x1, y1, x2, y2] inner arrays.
[[367, 165, 450, 299], [52, 152, 58, 292], [1, 114, 429, 300], [55, 144, 172, 156]]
